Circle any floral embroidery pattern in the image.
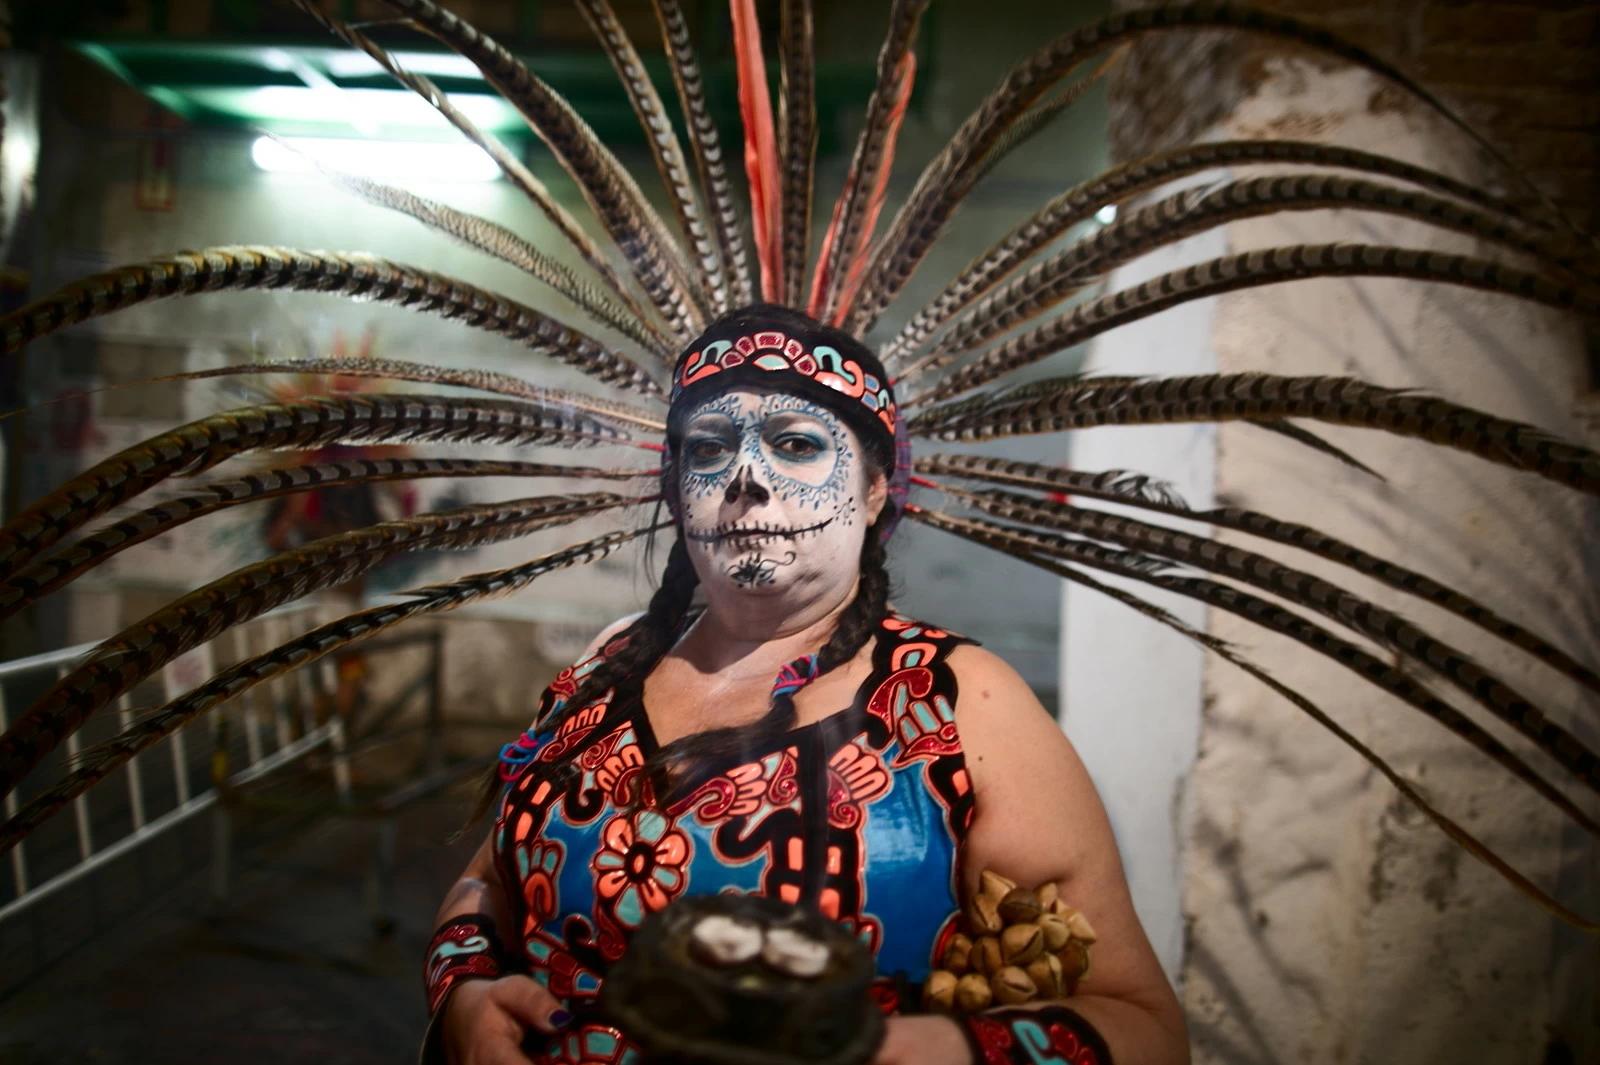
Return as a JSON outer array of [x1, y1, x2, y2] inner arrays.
[[497, 614, 976, 1064], [515, 838, 564, 924], [592, 809, 691, 929], [593, 741, 646, 804]]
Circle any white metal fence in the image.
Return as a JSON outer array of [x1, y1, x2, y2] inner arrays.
[[0, 603, 352, 924]]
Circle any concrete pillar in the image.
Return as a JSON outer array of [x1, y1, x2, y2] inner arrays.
[[1179, 58, 1598, 1064], [1068, 6, 1600, 1061]]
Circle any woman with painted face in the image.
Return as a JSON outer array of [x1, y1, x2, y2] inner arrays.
[[0, 3, 1591, 1063], [424, 305, 1187, 1065]]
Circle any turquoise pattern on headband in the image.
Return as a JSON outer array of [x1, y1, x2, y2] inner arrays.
[[671, 328, 898, 436]]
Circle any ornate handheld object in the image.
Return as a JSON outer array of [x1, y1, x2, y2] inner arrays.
[[602, 894, 884, 1065]]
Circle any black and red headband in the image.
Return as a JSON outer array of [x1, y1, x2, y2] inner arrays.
[[665, 304, 909, 537]]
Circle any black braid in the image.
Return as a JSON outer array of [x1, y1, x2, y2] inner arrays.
[[473, 500, 893, 821], [556, 535, 700, 735], [646, 515, 892, 803], [468, 535, 699, 823]]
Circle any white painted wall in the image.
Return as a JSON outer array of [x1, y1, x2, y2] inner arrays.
[[1059, 197, 1221, 981], [1060, 56, 1600, 1063]]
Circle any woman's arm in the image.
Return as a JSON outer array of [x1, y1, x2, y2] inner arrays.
[[427, 838, 570, 1065], [875, 644, 1189, 1065], [427, 613, 651, 1064], [433, 834, 514, 937]]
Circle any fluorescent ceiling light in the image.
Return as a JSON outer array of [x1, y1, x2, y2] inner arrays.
[[217, 86, 520, 134], [323, 50, 483, 80], [251, 135, 500, 183]]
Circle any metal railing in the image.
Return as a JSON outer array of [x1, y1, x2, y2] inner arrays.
[[0, 602, 352, 925]]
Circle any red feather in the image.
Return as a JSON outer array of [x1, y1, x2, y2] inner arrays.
[[806, 175, 850, 319], [731, 0, 784, 302], [827, 52, 916, 324]]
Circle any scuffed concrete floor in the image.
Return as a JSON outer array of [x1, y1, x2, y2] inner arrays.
[[0, 778, 479, 1064]]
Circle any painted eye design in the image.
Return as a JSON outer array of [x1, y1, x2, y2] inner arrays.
[[686, 437, 732, 467], [771, 433, 826, 460]]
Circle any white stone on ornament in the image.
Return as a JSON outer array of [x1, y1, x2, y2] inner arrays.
[[760, 927, 829, 979], [688, 914, 764, 966]]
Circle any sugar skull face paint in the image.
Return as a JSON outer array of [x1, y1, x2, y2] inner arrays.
[[676, 389, 884, 599]]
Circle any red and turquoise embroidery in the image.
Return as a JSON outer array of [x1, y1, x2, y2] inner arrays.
[[492, 615, 974, 1064], [672, 329, 898, 436], [965, 1007, 1113, 1065], [592, 809, 692, 930], [543, 1024, 644, 1065], [424, 915, 505, 1016]]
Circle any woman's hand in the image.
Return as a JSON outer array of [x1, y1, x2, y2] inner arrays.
[[872, 1014, 972, 1065], [440, 975, 570, 1065]]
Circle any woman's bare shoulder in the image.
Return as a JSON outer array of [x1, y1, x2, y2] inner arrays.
[[577, 612, 645, 661], [944, 643, 1045, 716], [942, 642, 1072, 779]]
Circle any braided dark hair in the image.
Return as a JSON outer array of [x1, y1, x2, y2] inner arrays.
[[471, 408, 894, 821], [559, 533, 702, 739], [644, 515, 891, 802], [467, 529, 701, 824]]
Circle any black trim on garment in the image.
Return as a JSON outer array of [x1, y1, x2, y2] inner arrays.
[[797, 725, 833, 907]]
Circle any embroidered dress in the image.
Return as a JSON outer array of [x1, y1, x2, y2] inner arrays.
[[493, 614, 975, 1063]]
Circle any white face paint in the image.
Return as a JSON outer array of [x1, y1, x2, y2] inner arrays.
[[676, 388, 883, 601]]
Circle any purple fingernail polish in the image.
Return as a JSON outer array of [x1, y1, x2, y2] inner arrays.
[[550, 1009, 573, 1029]]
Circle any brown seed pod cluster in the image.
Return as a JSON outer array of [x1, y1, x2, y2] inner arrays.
[[921, 869, 1098, 1014]]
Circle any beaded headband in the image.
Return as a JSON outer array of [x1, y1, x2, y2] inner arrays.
[[671, 327, 898, 438]]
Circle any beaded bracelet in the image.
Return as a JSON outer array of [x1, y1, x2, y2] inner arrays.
[[424, 914, 507, 1016], [961, 1005, 1113, 1065]]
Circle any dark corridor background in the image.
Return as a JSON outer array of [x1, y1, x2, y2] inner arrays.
[[0, 776, 478, 1063]]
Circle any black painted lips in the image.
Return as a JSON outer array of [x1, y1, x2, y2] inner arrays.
[[686, 515, 836, 545]]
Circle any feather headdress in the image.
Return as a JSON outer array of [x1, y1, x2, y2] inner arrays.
[[1, 0, 1597, 962]]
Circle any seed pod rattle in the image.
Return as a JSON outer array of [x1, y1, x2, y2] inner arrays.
[[921, 867, 1099, 1015]]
